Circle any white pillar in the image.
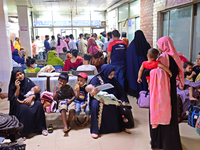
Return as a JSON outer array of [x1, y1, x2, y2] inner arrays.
[[0, 0, 12, 92], [17, 5, 32, 56]]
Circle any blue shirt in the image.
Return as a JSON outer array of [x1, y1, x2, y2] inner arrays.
[[76, 40, 80, 50], [44, 40, 51, 52]]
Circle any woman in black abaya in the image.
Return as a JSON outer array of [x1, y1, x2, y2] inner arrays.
[[8, 68, 47, 138]]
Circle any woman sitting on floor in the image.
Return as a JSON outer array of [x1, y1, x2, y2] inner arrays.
[[88, 64, 132, 139], [8, 68, 48, 139]]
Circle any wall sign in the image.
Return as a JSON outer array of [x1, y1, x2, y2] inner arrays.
[[54, 21, 71, 26], [166, 0, 191, 8], [73, 20, 90, 26], [34, 21, 52, 26], [91, 20, 101, 26]]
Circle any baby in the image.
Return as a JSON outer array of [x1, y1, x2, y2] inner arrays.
[[137, 48, 172, 89], [183, 62, 200, 101], [18, 86, 41, 107], [85, 84, 121, 106]]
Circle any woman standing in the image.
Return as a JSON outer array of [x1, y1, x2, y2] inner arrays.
[[126, 30, 151, 98], [89, 64, 132, 138], [8, 68, 47, 138], [56, 36, 69, 54], [149, 36, 184, 150], [87, 38, 99, 56]]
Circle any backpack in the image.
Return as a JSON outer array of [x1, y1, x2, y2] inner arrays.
[[195, 113, 200, 136], [188, 104, 200, 127], [0, 113, 23, 139]]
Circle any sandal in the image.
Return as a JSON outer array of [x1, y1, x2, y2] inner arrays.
[[74, 118, 82, 127], [91, 133, 98, 139], [42, 130, 48, 136], [82, 120, 89, 127], [47, 124, 53, 133], [63, 127, 71, 133]]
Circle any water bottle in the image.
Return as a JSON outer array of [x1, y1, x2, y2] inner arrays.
[[122, 115, 128, 123]]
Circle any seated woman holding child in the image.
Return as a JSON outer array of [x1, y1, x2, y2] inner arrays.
[[8, 68, 47, 139], [177, 54, 200, 121], [88, 64, 132, 139]]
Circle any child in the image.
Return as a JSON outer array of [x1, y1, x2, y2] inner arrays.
[[85, 84, 121, 106], [137, 48, 172, 88], [74, 73, 90, 127], [183, 62, 200, 101], [17, 86, 41, 107], [53, 72, 75, 133]]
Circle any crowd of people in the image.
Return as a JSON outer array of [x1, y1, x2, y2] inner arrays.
[[3, 28, 200, 150]]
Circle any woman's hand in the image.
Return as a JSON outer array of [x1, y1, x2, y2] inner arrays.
[[99, 99, 104, 103], [23, 95, 35, 106], [15, 80, 21, 89], [117, 100, 122, 106], [179, 84, 184, 91], [90, 88, 100, 97]]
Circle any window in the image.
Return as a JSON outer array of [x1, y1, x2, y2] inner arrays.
[[192, 4, 200, 61], [119, 4, 128, 21], [129, 0, 140, 17], [162, 6, 192, 59]]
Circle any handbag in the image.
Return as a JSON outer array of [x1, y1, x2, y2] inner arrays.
[[119, 106, 134, 129], [137, 91, 150, 108], [90, 48, 105, 67]]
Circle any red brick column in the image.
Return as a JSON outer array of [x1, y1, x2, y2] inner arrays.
[[140, 0, 154, 47]]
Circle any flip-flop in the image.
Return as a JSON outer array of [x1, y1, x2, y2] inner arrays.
[[63, 127, 71, 133], [82, 120, 89, 127], [42, 130, 48, 136], [47, 124, 53, 133]]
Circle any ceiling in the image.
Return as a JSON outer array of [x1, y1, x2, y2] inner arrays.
[[7, 0, 123, 16]]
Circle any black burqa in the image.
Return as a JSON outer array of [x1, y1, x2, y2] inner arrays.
[[150, 56, 183, 150], [126, 30, 150, 97], [8, 68, 46, 137], [89, 64, 132, 134]]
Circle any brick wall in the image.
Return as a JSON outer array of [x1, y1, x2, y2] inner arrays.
[[140, 0, 154, 47], [153, 0, 166, 47]]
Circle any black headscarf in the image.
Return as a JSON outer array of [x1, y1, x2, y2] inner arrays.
[[89, 64, 131, 108], [95, 64, 115, 83], [134, 30, 151, 56], [8, 67, 36, 115]]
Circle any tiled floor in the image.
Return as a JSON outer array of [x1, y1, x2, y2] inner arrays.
[[0, 96, 200, 150]]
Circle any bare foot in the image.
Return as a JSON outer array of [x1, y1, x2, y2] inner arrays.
[[189, 97, 198, 101]]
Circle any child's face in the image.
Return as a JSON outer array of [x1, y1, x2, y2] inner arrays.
[[58, 79, 68, 87], [31, 86, 41, 93], [77, 77, 87, 87], [185, 65, 193, 73]]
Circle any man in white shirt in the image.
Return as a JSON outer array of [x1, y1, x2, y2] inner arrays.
[[78, 33, 88, 56], [68, 34, 77, 49], [76, 54, 98, 75], [35, 36, 44, 60]]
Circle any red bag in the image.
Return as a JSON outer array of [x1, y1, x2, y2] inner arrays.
[[40, 91, 53, 103]]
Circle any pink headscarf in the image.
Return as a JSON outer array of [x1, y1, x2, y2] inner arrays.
[[87, 38, 99, 55], [157, 36, 184, 87], [149, 36, 184, 129], [56, 36, 69, 54]]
